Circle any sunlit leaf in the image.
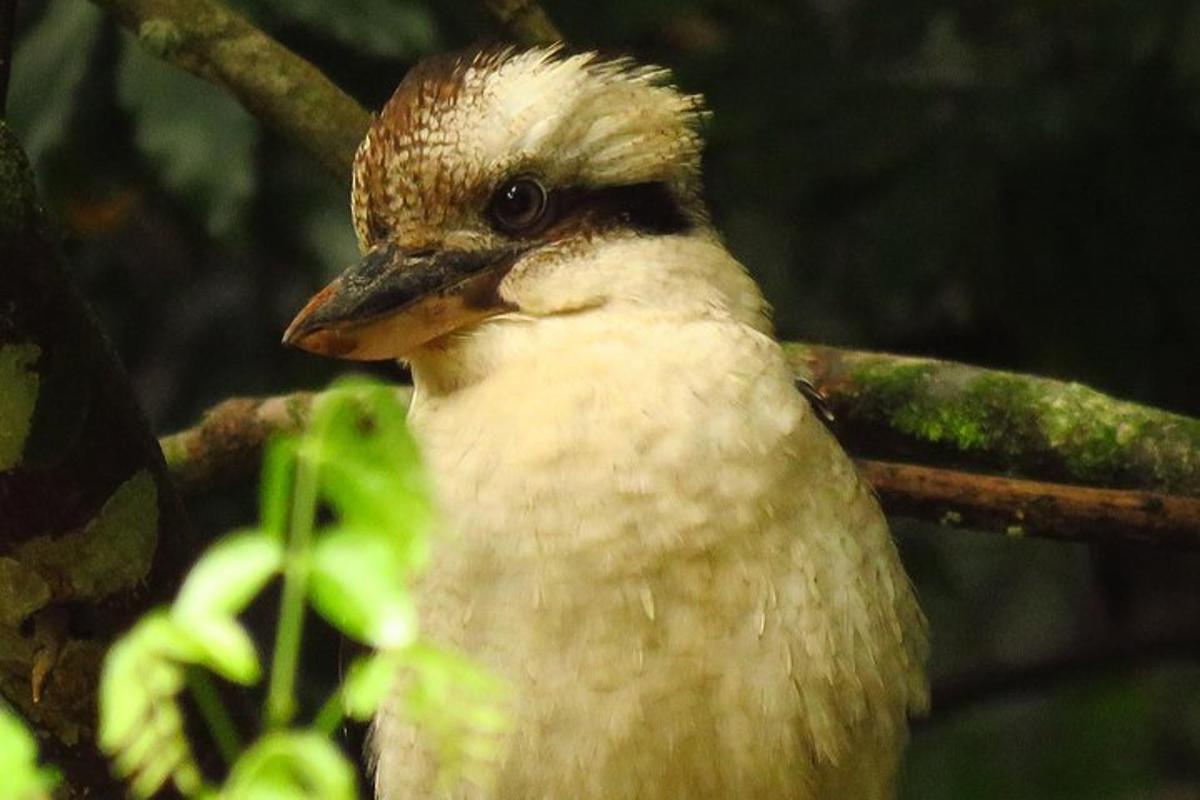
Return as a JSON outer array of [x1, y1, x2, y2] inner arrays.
[[98, 612, 202, 799], [174, 530, 282, 620], [308, 379, 433, 570], [309, 529, 418, 648], [98, 612, 194, 752], [176, 616, 262, 685], [260, 437, 298, 540], [223, 731, 357, 800], [115, 36, 259, 237], [400, 644, 509, 787], [341, 651, 403, 721], [0, 706, 60, 799]]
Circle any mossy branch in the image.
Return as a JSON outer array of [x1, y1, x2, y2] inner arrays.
[[789, 344, 1200, 496], [83, 0, 1200, 523], [88, 0, 371, 181], [89, 0, 565, 184], [160, 378, 1200, 548]]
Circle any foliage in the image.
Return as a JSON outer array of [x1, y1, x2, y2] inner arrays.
[[5, 0, 103, 175], [8, 0, 1200, 797], [0, 707, 59, 800], [97, 378, 506, 798], [232, 0, 441, 59], [116, 41, 260, 238]]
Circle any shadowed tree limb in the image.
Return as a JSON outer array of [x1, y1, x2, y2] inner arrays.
[[158, 390, 324, 491], [83, 0, 1200, 503], [479, 0, 564, 45], [159, 386, 1200, 548], [88, 0, 371, 181], [861, 461, 1200, 548], [0, 121, 192, 798]]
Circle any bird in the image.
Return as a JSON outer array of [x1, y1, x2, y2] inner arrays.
[[284, 44, 929, 800]]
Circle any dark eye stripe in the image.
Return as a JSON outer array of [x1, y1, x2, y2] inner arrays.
[[548, 181, 693, 238]]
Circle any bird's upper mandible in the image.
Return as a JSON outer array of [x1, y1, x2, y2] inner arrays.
[[283, 45, 733, 363]]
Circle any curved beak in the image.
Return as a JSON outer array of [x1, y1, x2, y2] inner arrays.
[[283, 243, 523, 361]]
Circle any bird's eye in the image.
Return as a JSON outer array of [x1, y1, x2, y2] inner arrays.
[[489, 176, 550, 234]]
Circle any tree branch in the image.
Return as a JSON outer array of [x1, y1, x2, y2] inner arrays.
[[158, 391, 321, 492], [479, 0, 564, 45], [89, 0, 567, 183], [159, 385, 1200, 548], [860, 460, 1200, 548], [88, 0, 371, 181], [81, 0, 1200, 502], [1, 121, 192, 797], [790, 344, 1200, 496]]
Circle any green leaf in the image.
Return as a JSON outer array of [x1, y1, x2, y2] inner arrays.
[[399, 644, 509, 786], [115, 36, 259, 237], [341, 651, 403, 721], [174, 530, 282, 619], [309, 529, 418, 648], [223, 731, 358, 800], [6, 0, 104, 172], [308, 380, 433, 570], [176, 616, 262, 685], [260, 437, 298, 540], [98, 611, 195, 753], [0, 706, 60, 798], [98, 612, 202, 798]]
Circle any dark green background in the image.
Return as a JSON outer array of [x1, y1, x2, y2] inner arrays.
[[9, 0, 1200, 796]]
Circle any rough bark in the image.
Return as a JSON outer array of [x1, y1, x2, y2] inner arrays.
[[790, 344, 1200, 497], [157, 391, 323, 493], [89, 0, 372, 182], [860, 460, 1200, 548], [0, 121, 192, 797]]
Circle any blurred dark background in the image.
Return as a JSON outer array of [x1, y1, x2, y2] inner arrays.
[[8, 0, 1200, 797]]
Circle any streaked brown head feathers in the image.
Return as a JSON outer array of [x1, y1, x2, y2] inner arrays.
[[286, 45, 712, 361]]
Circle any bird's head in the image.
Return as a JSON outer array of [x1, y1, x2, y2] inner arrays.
[[284, 45, 759, 362]]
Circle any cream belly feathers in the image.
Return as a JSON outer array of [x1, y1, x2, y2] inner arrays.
[[375, 236, 928, 799], [281, 45, 928, 799]]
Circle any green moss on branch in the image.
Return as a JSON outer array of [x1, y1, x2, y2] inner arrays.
[[789, 344, 1200, 496]]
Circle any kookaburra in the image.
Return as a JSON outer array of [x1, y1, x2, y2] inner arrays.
[[284, 45, 928, 799]]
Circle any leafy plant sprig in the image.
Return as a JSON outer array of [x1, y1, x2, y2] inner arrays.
[[98, 378, 506, 798], [0, 705, 59, 800]]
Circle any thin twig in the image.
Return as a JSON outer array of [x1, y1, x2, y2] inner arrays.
[[479, 0, 564, 45], [0, 0, 16, 115], [860, 459, 1200, 548]]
